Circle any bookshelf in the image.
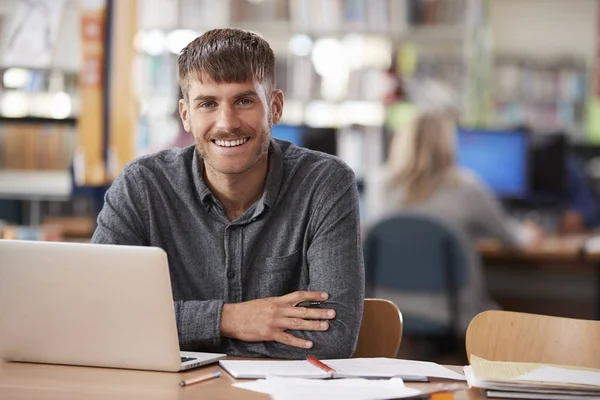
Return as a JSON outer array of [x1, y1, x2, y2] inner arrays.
[[0, 100, 77, 201], [0, 0, 497, 237], [131, 0, 477, 179], [0, 0, 81, 200], [0, 0, 103, 239], [383, 0, 485, 147], [490, 55, 587, 139]]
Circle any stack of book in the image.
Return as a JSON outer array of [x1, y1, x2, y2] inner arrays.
[[0, 224, 63, 241], [0, 122, 74, 170], [464, 355, 600, 400]]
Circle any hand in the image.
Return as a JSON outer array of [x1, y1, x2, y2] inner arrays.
[[219, 291, 336, 349], [522, 220, 544, 244], [560, 210, 585, 234]]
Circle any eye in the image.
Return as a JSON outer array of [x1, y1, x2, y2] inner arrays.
[[199, 102, 215, 109], [238, 98, 253, 106]]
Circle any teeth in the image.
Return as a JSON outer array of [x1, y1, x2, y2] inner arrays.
[[215, 138, 248, 147]]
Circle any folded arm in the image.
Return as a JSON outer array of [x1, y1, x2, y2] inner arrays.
[[265, 175, 364, 358], [220, 167, 365, 359]]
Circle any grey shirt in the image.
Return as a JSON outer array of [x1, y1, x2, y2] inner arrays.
[[366, 168, 521, 331], [91, 138, 365, 359]]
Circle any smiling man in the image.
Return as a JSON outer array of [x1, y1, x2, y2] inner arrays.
[[91, 28, 364, 359]]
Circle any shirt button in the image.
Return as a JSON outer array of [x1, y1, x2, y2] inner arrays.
[[227, 271, 235, 279]]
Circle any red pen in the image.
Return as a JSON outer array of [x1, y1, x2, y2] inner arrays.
[[307, 356, 336, 377]]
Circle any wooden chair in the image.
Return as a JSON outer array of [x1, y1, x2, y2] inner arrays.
[[465, 310, 600, 369], [352, 298, 403, 358]]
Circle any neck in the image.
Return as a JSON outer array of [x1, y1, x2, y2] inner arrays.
[[204, 155, 269, 221]]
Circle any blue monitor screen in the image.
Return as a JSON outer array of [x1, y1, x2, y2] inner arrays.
[[457, 128, 528, 198], [271, 124, 303, 146]]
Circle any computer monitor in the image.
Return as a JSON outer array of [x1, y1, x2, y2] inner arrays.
[[456, 128, 528, 199], [271, 124, 338, 157], [528, 132, 568, 205], [271, 124, 303, 147], [303, 126, 337, 156]]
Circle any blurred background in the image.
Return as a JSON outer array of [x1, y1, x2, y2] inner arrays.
[[1, 0, 600, 362]]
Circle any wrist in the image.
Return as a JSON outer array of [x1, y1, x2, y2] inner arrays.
[[220, 303, 237, 339]]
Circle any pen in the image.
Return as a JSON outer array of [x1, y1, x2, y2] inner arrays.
[[179, 370, 221, 387], [408, 384, 464, 399], [296, 301, 322, 308], [306, 355, 336, 377]]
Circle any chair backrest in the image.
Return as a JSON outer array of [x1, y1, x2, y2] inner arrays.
[[363, 213, 470, 334], [466, 310, 600, 369], [353, 298, 402, 358]]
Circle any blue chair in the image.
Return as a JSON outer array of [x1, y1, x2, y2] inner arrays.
[[363, 213, 470, 339]]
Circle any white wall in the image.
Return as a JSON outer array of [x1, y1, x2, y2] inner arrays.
[[490, 0, 597, 64]]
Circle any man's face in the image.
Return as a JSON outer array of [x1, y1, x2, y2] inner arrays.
[[179, 78, 283, 176]]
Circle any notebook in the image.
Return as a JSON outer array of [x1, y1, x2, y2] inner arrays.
[[0, 239, 226, 372], [220, 358, 466, 381], [464, 355, 600, 400]]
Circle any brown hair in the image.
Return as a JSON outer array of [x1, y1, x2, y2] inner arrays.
[[178, 28, 276, 100], [386, 111, 459, 205]]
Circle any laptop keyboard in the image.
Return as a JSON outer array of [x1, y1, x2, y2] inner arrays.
[[181, 356, 198, 363]]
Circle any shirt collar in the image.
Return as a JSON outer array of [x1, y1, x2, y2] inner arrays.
[[191, 138, 284, 213]]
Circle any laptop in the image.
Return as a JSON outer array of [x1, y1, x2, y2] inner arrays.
[[0, 239, 226, 372]]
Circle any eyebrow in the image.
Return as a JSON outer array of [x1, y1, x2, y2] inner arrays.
[[192, 90, 260, 104], [235, 90, 260, 98]]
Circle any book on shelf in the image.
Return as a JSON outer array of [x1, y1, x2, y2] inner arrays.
[[179, 0, 230, 29], [491, 56, 587, 132], [0, 123, 74, 170], [289, 0, 410, 35], [0, 224, 63, 241], [407, 0, 466, 25]]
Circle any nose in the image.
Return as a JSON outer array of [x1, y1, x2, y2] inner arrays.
[[214, 103, 241, 132]]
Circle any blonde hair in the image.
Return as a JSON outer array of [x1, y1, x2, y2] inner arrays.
[[386, 112, 458, 206]]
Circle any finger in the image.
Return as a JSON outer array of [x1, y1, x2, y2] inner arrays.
[[275, 331, 313, 349], [277, 317, 330, 332], [281, 291, 328, 306], [282, 306, 336, 320]]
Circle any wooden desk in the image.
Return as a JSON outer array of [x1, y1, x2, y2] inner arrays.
[[477, 236, 600, 319], [0, 359, 488, 400], [477, 236, 588, 262]]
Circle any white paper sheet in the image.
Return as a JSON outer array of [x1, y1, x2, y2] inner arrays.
[[487, 390, 600, 400], [233, 380, 275, 395], [325, 358, 466, 380], [514, 366, 600, 387], [267, 377, 421, 400]]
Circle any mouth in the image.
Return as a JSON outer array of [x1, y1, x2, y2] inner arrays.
[[211, 137, 250, 148]]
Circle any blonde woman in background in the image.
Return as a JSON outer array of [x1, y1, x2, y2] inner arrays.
[[365, 111, 542, 332]]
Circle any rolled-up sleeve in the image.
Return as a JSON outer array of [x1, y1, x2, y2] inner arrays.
[[91, 165, 224, 346], [91, 166, 148, 246]]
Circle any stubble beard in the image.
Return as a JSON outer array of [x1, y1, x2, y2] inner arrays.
[[193, 114, 272, 175]]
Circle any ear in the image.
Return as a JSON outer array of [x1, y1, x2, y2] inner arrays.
[[179, 98, 191, 132], [270, 89, 284, 125]]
